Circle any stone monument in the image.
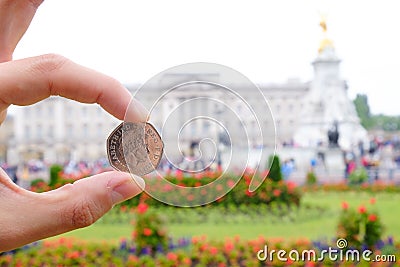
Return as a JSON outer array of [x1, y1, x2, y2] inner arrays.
[[293, 18, 368, 150]]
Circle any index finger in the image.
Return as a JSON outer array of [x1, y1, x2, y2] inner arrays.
[[0, 54, 148, 121]]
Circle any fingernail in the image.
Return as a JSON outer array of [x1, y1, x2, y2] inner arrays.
[[125, 97, 149, 122], [111, 175, 145, 205]]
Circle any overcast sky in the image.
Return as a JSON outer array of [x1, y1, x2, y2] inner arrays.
[[13, 0, 400, 115]]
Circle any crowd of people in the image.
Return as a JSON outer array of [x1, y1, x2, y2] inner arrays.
[[344, 137, 399, 181]]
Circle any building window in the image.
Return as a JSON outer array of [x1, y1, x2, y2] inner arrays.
[[203, 121, 210, 133], [97, 123, 102, 137], [82, 107, 88, 117], [48, 105, 53, 115], [48, 126, 54, 138], [36, 124, 42, 139], [67, 124, 73, 138], [25, 125, 30, 139], [36, 106, 42, 117], [24, 108, 30, 118], [83, 123, 88, 138]]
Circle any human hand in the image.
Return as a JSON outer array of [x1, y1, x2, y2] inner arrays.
[[0, 1, 147, 252], [0, 0, 43, 62]]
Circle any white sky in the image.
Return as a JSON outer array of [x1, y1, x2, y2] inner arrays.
[[13, 0, 400, 115]]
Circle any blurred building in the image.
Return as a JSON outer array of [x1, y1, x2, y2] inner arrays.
[[5, 20, 365, 164], [8, 98, 120, 164], [6, 78, 307, 164], [0, 116, 14, 163]]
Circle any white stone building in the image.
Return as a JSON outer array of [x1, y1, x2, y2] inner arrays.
[[5, 22, 365, 164]]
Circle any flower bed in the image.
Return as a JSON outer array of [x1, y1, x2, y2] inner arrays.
[[30, 170, 302, 208], [1, 236, 399, 266], [303, 182, 400, 193]]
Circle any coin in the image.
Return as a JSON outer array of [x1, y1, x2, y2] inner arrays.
[[107, 122, 163, 176]]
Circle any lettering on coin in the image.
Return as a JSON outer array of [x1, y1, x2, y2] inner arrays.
[[107, 122, 163, 176]]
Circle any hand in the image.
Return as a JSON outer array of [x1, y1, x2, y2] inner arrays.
[[0, 1, 147, 252], [0, 0, 43, 62]]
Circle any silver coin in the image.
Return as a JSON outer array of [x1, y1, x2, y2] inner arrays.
[[107, 122, 163, 176]]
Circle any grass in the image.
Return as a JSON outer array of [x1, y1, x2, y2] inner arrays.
[[55, 191, 400, 243]]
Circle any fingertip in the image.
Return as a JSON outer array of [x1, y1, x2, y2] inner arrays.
[[125, 97, 149, 123], [109, 173, 145, 205]]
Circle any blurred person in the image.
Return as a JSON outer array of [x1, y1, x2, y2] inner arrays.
[[343, 151, 356, 179], [381, 144, 395, 180], [0, 0, 147, 252]]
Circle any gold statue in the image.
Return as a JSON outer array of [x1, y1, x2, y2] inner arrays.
[[319, 19, 327, 32], [318, 15, 334, 53]]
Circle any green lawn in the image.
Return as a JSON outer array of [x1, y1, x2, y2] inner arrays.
[[56, 191, 400, 244]]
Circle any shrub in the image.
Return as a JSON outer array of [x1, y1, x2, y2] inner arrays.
[[348, 167, 368, 185], [49, 164, 63, 186], [267, 155, 283, 182], [306, 171, 317, 185], [30, 169, 302, 209], [133, 202, 168, 255], [337, 200, 384, 249]]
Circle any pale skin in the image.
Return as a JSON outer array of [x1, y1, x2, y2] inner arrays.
[[0, 0, 147, 251]]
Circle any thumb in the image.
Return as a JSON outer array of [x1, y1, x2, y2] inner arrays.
[[0, 171, 145, 252]]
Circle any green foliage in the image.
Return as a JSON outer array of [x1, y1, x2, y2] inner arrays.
[[337, 202, 384, 249], [267, 155, 283, 182], [134, 204, 168, 255], [121, 173, 301, 209], [30, 178, 46, 186], [353, 93, 400, 131], [2, 235, 398, 266], [49, 164, 63, 187], [337, 208, 361, 247], [353, 94, 374, 129], [373, 114, 400, 131], [306, 171, 317, 185], [348, 167, 368, 185]]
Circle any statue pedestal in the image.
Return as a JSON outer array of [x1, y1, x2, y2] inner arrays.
[[318, 147, 345, 177]]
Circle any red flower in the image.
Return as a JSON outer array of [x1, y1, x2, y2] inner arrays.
[[358, 205, 367, 214], [183, 258, 191, 265], [66, 251, 79, 259], [341, 201, 349, 210], [127, 255, 138, 263], [273, 189, 281, 197], [245, 190, 253, 196], [167, 252, 178, 261], [227, 180, 236, 188], [137, 202, 148, 214], [192, 236, 199, 244], [120, 205, 128, 213], [368, 214, 377, 222], [369, 198, 376, 205], [143, 228, 153, 236], [287, 181, 296, 193], [163, 184, 173, 192], [209, 246, 219, 255], [224, 241, 234, 253]]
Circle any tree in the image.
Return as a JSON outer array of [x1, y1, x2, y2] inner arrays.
[[353, 94, 373, 129], [267, 155, 283, 182]]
